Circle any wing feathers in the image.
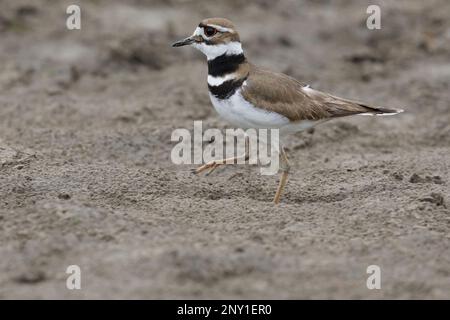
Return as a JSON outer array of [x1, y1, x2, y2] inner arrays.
[[241, 65, 403, 121]]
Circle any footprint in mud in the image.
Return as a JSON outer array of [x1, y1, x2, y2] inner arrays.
[[0, 141, 36, 168], [409, 173, 444, 184], [419, 193, 445, 207], [13, 270, 47, 284]]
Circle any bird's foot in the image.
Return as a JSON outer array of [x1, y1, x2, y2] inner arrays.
[[194, 160, 224, 176]]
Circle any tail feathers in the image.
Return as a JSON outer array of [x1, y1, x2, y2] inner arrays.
[[326, 94, 404, 118], [358, 104, 404, 116]]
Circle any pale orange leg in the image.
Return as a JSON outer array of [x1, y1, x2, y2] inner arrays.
[[195, 136, 250, 176], [273, 147, 290, 204], [195, 154, 248, 175]]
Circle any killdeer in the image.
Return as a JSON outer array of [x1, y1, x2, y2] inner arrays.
[[172, 18, 403, 204]]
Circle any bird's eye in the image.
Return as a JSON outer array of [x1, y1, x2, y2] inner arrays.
[[204, 26, 217, 37]]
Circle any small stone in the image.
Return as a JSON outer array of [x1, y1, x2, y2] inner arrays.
[[392, 172, 403, 180], [409, 173, 422, 183], [58, 193, 71, 200], [430, 176, 444, 185]]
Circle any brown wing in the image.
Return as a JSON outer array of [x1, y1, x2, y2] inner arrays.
[[241, 65, 396, 121]]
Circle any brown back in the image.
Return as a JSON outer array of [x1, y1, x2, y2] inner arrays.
[[241, 65, 382, 121]]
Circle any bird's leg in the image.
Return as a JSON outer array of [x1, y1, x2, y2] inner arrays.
[[273, 147, 290, 204], [195, 136, 250, 175]]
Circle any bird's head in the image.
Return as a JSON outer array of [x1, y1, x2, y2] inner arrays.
[[172, 18, 243, 60]]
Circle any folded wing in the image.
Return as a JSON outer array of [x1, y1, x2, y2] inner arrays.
[[241, 66, 402, 122]]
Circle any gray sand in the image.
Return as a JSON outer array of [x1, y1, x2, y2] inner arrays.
[[0, 0, 449, 299]]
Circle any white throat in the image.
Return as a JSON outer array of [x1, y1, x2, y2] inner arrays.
[[193, 41, 243, 60]]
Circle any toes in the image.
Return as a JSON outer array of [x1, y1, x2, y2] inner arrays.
[[194, 162, 215, 175], [205, 164, 219, 176], [193, 160, 226, 176]]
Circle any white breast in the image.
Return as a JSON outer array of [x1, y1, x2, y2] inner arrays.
[[209, 87, 290, 129]]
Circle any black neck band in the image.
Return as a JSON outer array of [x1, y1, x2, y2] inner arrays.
[[207, 53, 246, 77], [208, 76, 248, 100]]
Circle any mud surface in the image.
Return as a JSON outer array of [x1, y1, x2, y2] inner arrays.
[[0, 0, 449, 299]]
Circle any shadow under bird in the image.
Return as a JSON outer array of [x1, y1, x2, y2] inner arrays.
[[172, 17, 403, 204]]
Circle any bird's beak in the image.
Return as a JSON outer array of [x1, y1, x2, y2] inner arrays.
[[172, 36, 195, 47]]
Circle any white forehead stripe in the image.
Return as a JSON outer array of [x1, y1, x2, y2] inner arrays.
[[206, 24, 235, 33], [194, 25, 235, 37], [193, 26, 203, 36]]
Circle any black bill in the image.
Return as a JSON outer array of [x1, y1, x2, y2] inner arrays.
[[172, 36, 195, 47]]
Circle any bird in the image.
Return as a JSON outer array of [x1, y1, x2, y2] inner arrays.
[[172, 17, 403, 204]]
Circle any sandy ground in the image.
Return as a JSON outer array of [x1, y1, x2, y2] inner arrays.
[[0, 0, 449, 299]]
